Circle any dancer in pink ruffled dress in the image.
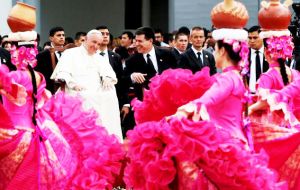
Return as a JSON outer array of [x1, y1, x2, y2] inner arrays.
[[246, 1, 300, 189], [248, 36, 300, 190], [0, 32, 125, 190], [249, 35, 300, 123], [123, 1, 286, 189]]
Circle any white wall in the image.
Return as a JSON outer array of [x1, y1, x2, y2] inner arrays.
[[171, 0, 261, 31], [40, 0, 125, 44], [0, 0, 13, 36]]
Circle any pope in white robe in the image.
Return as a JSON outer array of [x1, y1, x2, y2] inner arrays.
[[51, 30, 123, 140]]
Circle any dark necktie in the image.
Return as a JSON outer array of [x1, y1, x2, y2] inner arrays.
[[57, 51, 62, 58], [197, 52, 203, 67], [100, 51, 105, 56], [146, 54, 157, 78], [255, 50, 262, 80]]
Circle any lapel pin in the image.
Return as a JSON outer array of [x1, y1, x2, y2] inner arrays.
[[160, 59, 163, 62], [205, 55, 208, 58]]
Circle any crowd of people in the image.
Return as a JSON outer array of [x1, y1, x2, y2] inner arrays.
[[1, 0, 300, 189]]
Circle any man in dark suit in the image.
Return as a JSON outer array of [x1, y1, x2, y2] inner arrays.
[[35, 26, 65, 94], [0, 47, 15, 71], [97, 25, 134, 137], [178, 26, 216, 75], [125, 26, 177, 101], [247, 25, 269, 93], [288, 54, 300, 72], [171, 31, 189, 61], [96, 26, 129, 110]]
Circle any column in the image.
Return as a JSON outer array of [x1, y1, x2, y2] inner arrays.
[[142, 0, 150, 26], [0, 0, 13, 35]]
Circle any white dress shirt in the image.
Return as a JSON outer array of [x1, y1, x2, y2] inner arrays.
[[249, 47, 264, 93], [143, 46, 158, 72], [191, 46, 203, 63]]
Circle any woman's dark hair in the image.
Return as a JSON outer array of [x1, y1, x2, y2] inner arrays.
[[263, 39, 289, 85], [1, 41, 11, 48], [217, 40, 241, 65]]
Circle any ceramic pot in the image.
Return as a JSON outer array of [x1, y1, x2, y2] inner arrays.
[[7, 2, 36, 32], [258, 0, 291, 30], [211, 0, 249, 29]]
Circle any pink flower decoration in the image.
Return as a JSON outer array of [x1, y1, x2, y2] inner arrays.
[[266, 36, 293, 60], [222, 39, 249, 76], [10, 42, 38, 70]]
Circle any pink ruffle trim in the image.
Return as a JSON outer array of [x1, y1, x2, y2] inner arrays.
[[258, 88, 300, 128], [41, 92, 126, 189], [124, 117, 286, 189], [132, 68, 214, 124]]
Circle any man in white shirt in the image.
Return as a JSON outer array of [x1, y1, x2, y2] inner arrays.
[[248, 25, 269, 93], [51, 29, 123, 140]]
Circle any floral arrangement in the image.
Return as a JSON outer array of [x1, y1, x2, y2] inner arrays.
[[265, 35, 293, 60], [10, 42, 38, 70]]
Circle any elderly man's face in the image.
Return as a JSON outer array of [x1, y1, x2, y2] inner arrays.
[[85, 34, 103, 54]]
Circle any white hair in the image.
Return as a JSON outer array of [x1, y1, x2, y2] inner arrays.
[[86, 29, 102, 39]]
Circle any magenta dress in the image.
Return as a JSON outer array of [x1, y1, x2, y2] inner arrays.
[[192, 68, 248, 144], [0, 70, 125, 190], [125, 67, 285, 189], [252, 66, 300, 190]]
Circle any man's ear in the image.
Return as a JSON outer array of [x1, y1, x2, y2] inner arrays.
[[49, 36, 53, 42]]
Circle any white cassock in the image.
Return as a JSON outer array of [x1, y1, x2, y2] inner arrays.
[[51, 45, 123, 140]]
